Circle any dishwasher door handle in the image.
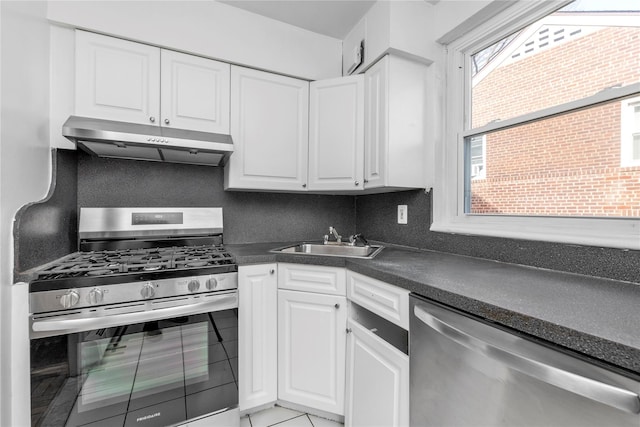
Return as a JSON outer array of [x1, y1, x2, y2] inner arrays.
[[414, 305, 640, 414]]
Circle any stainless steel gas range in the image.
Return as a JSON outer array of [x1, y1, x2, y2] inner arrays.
[[29, 207, 239, 427]]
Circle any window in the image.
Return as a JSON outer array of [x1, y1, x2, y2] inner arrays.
[[621, 97, 640, 167], [433, 0, 640, 249], [468, 135, 486, 180]]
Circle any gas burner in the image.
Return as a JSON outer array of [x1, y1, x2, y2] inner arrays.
[[87, 269, 116, 276], [185, 261, 209, 267], [140, 254, 162, 260]]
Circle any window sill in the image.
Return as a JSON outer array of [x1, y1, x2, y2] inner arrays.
[[431, 215, 640, 250]]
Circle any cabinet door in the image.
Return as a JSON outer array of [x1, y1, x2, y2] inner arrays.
[[308, 75, 364, 191], [363, 55, 388, 189], [161, 50, 230, 133], [238, 264, 278, 411], [365, 55, 428, 190], [75, 30, 160, 125], [345, 318, 409, 427], [278, 290, 346, 415], [226, 66, 309, 191]]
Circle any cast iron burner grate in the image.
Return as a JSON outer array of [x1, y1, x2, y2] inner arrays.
[[36, 244, 235, 281]]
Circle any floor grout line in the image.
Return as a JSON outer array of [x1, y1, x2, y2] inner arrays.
[[247, 407, 343, 427], [268, 413, 309, 426]]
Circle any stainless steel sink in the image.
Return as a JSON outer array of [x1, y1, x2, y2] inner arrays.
[[270, 242, 384, 259]]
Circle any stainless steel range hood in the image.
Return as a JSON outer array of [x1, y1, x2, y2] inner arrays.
[[62, 116, 234, 166]]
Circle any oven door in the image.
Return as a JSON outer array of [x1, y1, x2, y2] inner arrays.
[[30, 293, 238, 427]]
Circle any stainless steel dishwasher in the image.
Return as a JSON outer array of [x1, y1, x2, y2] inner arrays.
[[410, 294, 640, 427]]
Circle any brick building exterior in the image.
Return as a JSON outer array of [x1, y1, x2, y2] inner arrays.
[[469, 17, 640, 217]]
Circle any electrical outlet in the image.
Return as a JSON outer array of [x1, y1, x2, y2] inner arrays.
[[397, 205, 408, 224]]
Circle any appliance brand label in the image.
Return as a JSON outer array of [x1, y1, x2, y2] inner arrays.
[[132, 212, 183, 225], [136, 412, 161, 423]]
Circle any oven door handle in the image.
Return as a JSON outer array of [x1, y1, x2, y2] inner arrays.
[[31, 293, 238, 335]]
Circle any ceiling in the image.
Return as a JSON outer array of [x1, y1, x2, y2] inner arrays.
[[218, 0, 377, 39]]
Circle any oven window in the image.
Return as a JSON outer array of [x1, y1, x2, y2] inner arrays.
[[30, 310, 238, 427]]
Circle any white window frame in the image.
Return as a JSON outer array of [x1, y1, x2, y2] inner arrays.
[[431, 0, 640, 250], [621, 96, 640, 167], [469, 134, 486, 180]]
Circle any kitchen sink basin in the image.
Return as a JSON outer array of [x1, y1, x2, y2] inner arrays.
[[270, 242, 384, 259]]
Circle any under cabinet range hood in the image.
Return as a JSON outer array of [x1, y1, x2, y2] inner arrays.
[[62, 116, 234, 166]]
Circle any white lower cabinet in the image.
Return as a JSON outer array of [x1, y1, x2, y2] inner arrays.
[[239, 263, 409, 423], [238, 264, 278, 411], [345, 317, 409, 427], [278, 288, 347, 415]]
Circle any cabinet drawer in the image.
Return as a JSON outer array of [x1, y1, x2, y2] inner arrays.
[[347, 271, 409, 329], [278, 263, 346, 296]]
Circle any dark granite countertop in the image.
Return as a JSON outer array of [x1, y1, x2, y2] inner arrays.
[[226, 242, 640, 377]]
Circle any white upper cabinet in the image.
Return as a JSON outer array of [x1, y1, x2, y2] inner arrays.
[[75, 30, 230, 133], [75, 30, 160, 125], [225, 66, 309, 191], [308, 75, 364, 191], [160, 50, 230, 133], [341, 1, 434, 74], [364, 55, 428, 190]]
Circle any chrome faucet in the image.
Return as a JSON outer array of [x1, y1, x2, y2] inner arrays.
[[324, 226, 342, 244]]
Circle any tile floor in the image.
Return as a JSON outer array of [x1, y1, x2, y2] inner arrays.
[[241, 406, 343, 427]]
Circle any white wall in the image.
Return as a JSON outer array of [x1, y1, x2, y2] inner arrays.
[[47, 0, 343, 81], [0, 1, 52, 425]]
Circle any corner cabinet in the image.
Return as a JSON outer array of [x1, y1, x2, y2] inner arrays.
[[277, 264, 347, 416], [345, 271, 410, 427], [75, 30, 230, 133], [364, 55, 429, 190], [345, 318, 409, 427], [238, 264, 278, 412], [308, 75, 365, 191], [225, 66, 309, 191]]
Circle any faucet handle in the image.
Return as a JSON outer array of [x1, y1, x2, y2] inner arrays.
[[350, 233, 369, 246]]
